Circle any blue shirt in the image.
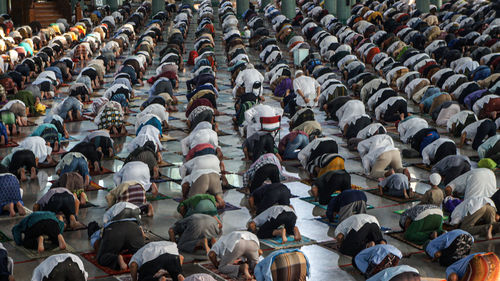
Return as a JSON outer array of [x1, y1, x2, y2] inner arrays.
[[326, 189, 367, 220], [425, 230, 473, 257], [446, 253, 485, 279], [367, 265, 419, 281], [421, 92, 444, 112], [254, 249, 310, 281], [355, 244, 402, 273]]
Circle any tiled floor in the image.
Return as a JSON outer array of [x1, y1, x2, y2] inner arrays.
[[2, 5, 500, 281]]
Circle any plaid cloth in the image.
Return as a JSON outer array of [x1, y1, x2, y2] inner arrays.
[[98, 108, 123, 130], [243, 153, 283, 187], [118, 184, 147, 208], [270, 251, 308, 281], [73, 44, 88, 59]]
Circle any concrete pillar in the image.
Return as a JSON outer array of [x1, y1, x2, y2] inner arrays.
[[336, 0, 351, 24], [152, 0, 163, 15], [282, 0, 296, 19], [416, 0, 430, 13], [0, 0, 7, 14], [430, 0, 441, 9], [236, 0, 249, 18], [325, 0, 336, 16]]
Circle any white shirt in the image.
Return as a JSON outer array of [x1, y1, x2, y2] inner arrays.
[[181, 128, 218, 156], [293, 75, 320, 107], [337, 100, 366, 129], [472, 95, 497, 116], [31, 254, 88, 281], [448, 168, 497, 200], [462, 119, 490, 141], [179, 154, 220, 185], [135, 113, 161, 134], [358, 134, 398, 175], [422, 138, 455, 165], [114, 161, 152, 191], [334, 214, 379, 237], [375, 96, 406, 121], [398, 118, 428, 143], [298, 137, 334, 167], [360, 79, 387, 102], [447, 110, 477, 131], [129, 241, 179, 267], [367, 88, 393, 111], [139, 103, 169, 123], [210, 231, 259, 258], [243, 104, 282, 137], [83, 130, 113, 144], [356, 123, 386, 139], [450, 197, 496, 225], [233, 68, 264, 97], [103, 202, 140, 224], [436, 103, 460, 127], [1, 99, 25, 111], [252, 205, 295, 227], [18, 136, 52, 163], [126, 125, 163, 153]]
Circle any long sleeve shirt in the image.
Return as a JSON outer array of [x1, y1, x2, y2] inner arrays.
[[425, 230, 473, 257]]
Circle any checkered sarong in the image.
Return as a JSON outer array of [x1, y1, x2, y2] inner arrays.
[[270, 251, 308, 281]]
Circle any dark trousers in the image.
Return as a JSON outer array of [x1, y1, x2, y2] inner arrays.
[[250, 164, 280, 192], [257, 211, 297, 239], [485, 139, 500, 164], [340, 223, 383, 257], [383, 99, 408, 122], [309, 141, 338, 162], [439, 233, 473, 267], [42, 193, 76, 223], [9, 150, 36, 175], [23, 219, 60, 249], [42, 258, 86, 281], [432, 142, 457, 165], [97, 221, 145, 270], [472, 119, 497, 150], [252, 134, 275, 162], [345, 116, 371, 139], [442, 162, 471, 185], [138, 253, 182, 281]]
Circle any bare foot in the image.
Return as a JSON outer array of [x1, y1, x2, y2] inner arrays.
[[58, 234, 67, 250], [487, 225, 493, 240], [281, 229, 288, 244], [19, 169, 27, 182], [7, 203, 15, 217], [37, 236, 45, 253], [430, 231, 438, 240], [30, 167, 37, 180], [147, 204, 154, 217], [17, 202, 26, 216], [293, 226, 302, 242], [366, 241, 375, 248], [69, 220, 86, 230], [118, 254, 128, 270]]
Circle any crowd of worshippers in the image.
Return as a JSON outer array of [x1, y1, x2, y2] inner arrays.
[[0, 0, 500, 280], [0, 1, 310, 280], [230, 0, 499, 280]]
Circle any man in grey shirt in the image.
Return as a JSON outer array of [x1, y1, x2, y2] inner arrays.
[[169, 214, 222, 254], [378, 169, 413, 198]]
